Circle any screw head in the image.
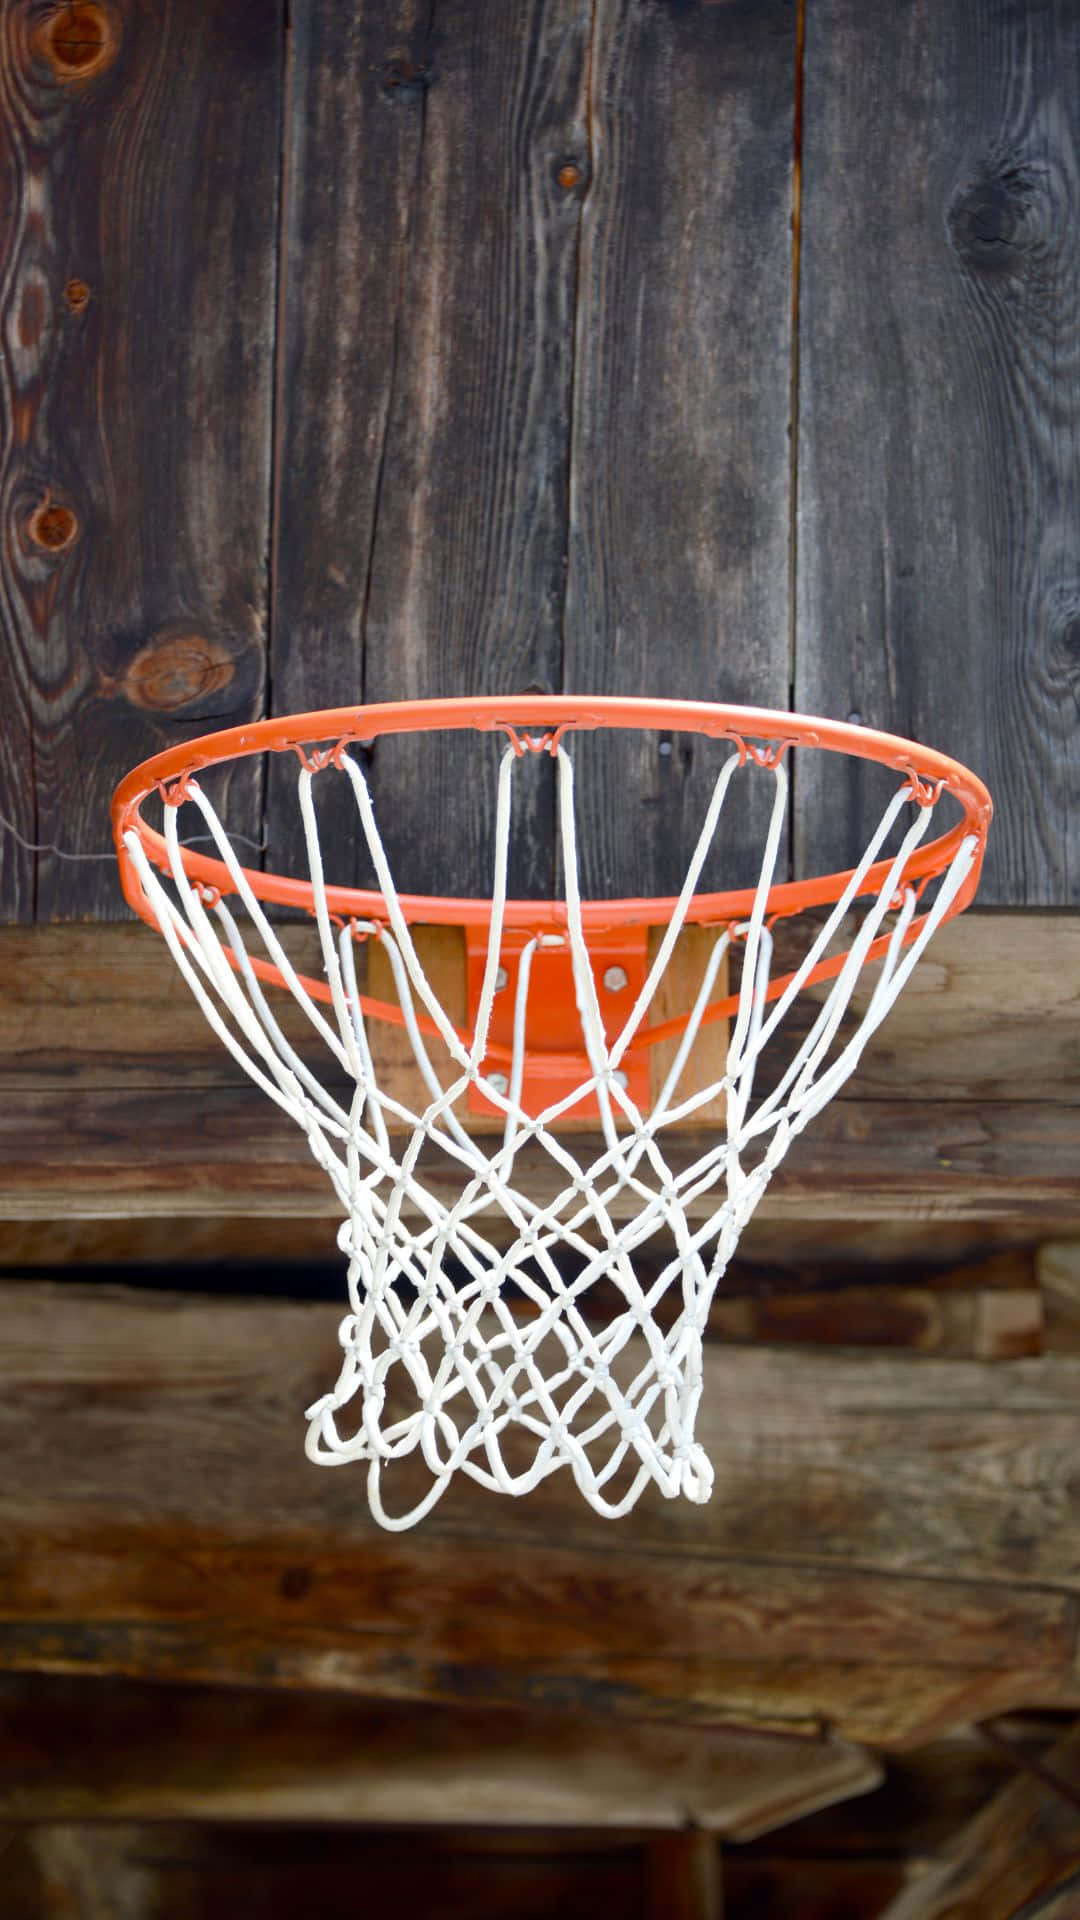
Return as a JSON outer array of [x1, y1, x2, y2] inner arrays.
[[487, 1072, 510, 1097], [602, 965, 629, 993]]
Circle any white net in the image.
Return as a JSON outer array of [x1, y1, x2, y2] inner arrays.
[[124, 731, 978, 1530]]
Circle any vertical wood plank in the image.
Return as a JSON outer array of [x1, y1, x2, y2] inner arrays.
[[563, 0, 796, 898], [0, 0, 283, 921], [796, 0, 1080, 905], [271, 1, 592, 898], [647, 1831, 722, 1920]]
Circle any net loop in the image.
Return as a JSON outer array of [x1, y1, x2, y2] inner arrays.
[[493, 719, 575, 757], [892, 762, 948, 808], [726, 732, 798, 771]]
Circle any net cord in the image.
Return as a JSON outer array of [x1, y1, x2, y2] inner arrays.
[[123, 739, 977, 1529]]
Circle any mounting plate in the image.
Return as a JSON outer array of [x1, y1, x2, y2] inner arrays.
[[465, 926, 650, 1119]]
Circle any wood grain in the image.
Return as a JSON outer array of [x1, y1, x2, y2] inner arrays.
[[0, 1085, 1075, 1221], [563, 0, 795, 898], [269, 0, 591, 898], [796, 0, 1080, 906], [0, 1213, 1059, 1277], [0, 0, 282, 922], [2, 913, 1075, 1100], [0, 914, 1074, 1218], [1, 1282, 1078, 1745], [707, 1287, 1043, 1360], [0, 1673, 879, 1835]]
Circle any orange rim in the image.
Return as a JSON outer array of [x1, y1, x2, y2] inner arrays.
[[113, 694, 992, 937]]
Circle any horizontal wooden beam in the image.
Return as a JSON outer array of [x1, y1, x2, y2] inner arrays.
[[2, 1284, 1077, 1746], [706, 1286, 1043, 1358], [0, 916, 1075, 1219], [0, 1213, 1063, 1280], [0, 1674, 879, 1837], [4, 1823, 714, 1920], [0, 1091, 1075, 1221]]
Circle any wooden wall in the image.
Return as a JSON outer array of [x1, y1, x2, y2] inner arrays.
[[1, 0, 1078, 921]]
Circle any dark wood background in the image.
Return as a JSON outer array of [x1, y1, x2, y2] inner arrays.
[[2, 0, 1078, 921], [2, 13, 1080, 1915]]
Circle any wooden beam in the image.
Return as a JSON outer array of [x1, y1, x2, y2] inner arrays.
[[1, 1284, 1078, 1746], [4, 915, 1075, 1101], [0, 914, 1076, 1218], [0, 1086, 1076, 1222], [0, 1674, 879, 1837], [3, 1825, 667, 1920], [0, 1213, 1062, 1278], [646, 1831, 722, 1920], [877, 1720, 1080, 1920], [706, 1287, 1043, 1358]]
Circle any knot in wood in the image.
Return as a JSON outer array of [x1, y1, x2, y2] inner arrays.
[[35, 3, 120, 84], [64, 278, 92, 313], [121, 634, 236, 714], [28, 499, 78, 551], [948, 166, 1049, 278]]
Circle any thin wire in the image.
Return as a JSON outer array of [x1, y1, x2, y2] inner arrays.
[[0, 802, 267, 862]]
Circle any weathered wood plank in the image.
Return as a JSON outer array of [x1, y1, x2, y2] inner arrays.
[[270, 0, 591, 899], [1, 1284, 1078, 1745], [0, 1085, 1073, 1221], [0, 915, 1075, 1217], [774, 912, 1080, 1105], [3, 914, 1071, 1101], [796, 0, 1080, 906], [0, 1214, 1057, 1278], [0, 0, 281, 922], [708, 1287, 1043, 1360], [0, 1614, 1065, 1756], [878, 1719, 1080, 1920], [0, 1674, 879, 1835], [564, 0, 795, 898]]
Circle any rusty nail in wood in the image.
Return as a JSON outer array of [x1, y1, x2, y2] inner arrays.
[[557, 162, 583, 191]]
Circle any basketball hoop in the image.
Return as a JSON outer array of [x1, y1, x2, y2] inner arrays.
[[113, 696, 991, 1529]]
